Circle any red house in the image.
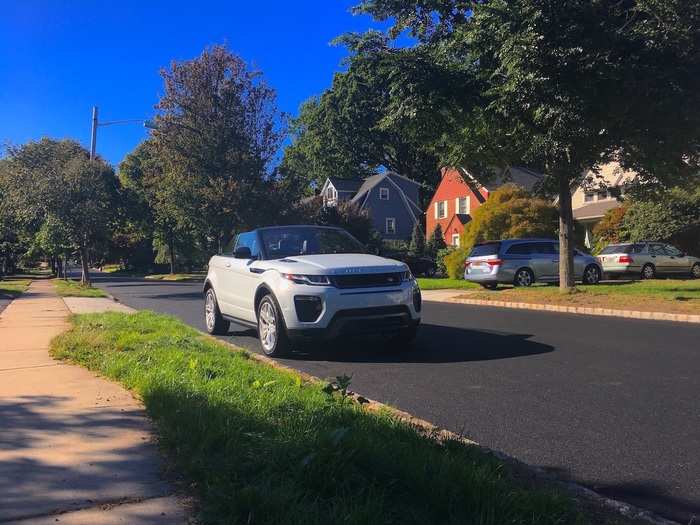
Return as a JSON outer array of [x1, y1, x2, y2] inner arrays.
[[426, 167, 544, 247]]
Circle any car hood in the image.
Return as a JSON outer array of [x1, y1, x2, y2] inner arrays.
[[263, 253, 407, 275]]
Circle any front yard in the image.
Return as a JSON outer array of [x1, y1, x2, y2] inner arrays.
[[50, 310, 589, 524], [460, 279, 700, 315]]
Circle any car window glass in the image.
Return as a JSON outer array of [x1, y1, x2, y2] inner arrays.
[[631, 243, 647, 254], [664, 245, 682, 256], [600, 244, 627, 254], [469, 243, 501, 257], [235, 233, 260, 258], [506, 243, 531, 255], [531, 242, 555, 255], [650, 244, 665, 256]]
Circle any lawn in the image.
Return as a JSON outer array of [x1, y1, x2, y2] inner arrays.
[[417, 277, 480, 290], [0, 278, 31, 297], [460, 279, 700, 315], [50, 311, 587, 525], [144, 272, 206, 282], [54, 279, 108, 298]]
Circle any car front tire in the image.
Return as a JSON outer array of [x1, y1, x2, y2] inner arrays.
[[257, 294, 291, 357], [204, 288, 230, 335]]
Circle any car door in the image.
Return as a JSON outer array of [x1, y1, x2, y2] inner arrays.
[[648, 243, 671, 275], [529, 242, 558, 281], [221, 233, 264, 322], [572, 248, 587, 279], [663, 244, 690, 274]]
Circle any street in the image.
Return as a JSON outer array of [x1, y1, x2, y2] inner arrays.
[[93, 273, 699, 523]]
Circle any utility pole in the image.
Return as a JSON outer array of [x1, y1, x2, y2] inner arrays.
[[90, 106, 98, 160]]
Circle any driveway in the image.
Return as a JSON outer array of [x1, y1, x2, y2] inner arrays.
[[92, 273, 700, 523]]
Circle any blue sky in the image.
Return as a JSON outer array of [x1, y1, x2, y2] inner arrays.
[[0, 1, 391, 166]]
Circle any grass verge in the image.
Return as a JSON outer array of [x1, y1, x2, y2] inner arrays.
[[54, 279, 108, 298], [460, 279, 700, 315], [144, 272, 206, 282], [50, 311, 584, 525], [0, 278, 31, 297], [417, 277, 480, 290]]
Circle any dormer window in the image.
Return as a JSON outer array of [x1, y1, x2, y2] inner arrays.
[[325, 185, 337, 204], [379, 187, 389, 200]]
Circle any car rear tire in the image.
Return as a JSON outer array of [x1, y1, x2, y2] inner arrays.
[[582, 264, 601, 285], [257, 294, 291, 357], [691, 263, 700, 279], [514, 268, 535, 287], [641, 263, 656, 280], [204, 288, 230, 335]]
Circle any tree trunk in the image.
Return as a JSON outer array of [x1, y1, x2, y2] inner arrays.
[[558, 175, 575, 290], [79, 245, 91, 285], [169, 237, 176, 275]]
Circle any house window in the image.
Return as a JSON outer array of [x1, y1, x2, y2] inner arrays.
[[385, 217, 396, 234], [584, 192, 595, 202], [325, 186, 336, 202], [379, 187, 389, 200], [452, 234, 460, 246], [435, 200, 447, 219], [456, 196, 469, 215]]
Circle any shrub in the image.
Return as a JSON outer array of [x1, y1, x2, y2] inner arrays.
[[426, 224, 446, 258], [592, 205, 628, 253], [442, 247, 467, 279], [409, 223, 425, 256]]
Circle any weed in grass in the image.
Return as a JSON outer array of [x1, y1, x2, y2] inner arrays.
[[50, 311, 581, 525]]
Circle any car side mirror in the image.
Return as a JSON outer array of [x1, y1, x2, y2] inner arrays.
[[234, 246, 252, 259]]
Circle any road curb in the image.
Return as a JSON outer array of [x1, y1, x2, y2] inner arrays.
[[205, 333, 679, 525], [435, 297, 700, 324]]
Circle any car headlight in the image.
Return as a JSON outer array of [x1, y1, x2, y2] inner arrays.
[[401, 269, 415, 282], [282, 273, 331, 286]]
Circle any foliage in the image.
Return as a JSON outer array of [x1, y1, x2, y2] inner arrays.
[[442, 248, 466, 279], [152, 44, 285, 262], [289, 197, 379, 248], [354, 0, 700, 288], [592, 206, 628, 254], [409, 223, 425, 256], [51, 310, 580, 524], [280, 32, 443, 195], [425, 224, 446, 258], [0, 138, 118, 283]]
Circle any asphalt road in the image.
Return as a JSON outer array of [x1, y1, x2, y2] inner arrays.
[[92, 274, 699, 523], [0, 298, 10, 314]]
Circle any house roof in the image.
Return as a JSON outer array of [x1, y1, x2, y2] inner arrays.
[[327, 177, 364, 193], [350, 173, 386, 203], [486, 166, 545, 192], [572, 200, 621, 221]]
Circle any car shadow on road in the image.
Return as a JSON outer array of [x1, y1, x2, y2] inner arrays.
[[289, 323, 554, 364]]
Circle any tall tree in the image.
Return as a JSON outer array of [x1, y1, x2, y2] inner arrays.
[[355, 0, 700, 289], [153, 45, 284, 253], [281, 32, 446, 194], [0, 139, 117, 284]]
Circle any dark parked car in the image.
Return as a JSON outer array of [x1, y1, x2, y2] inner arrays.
[[384, 252, 437, 277]]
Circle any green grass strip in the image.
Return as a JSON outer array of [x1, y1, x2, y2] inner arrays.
[[50, 311, 584, 525], [0, 278, 31, 297], [417, 277, 480, 290], [54, 279, 108, 297]]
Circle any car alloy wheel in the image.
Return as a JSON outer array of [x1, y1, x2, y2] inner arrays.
[[692, 263, 700, 279], [205, 291, 216, 331], [259, 301, 277, 352], [583, 265, 600, 285], [514, 268, 534, 287], [642, 264, 655, 279]]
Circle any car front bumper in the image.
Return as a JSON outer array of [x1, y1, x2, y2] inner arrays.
[[277, 280, 421, 335]]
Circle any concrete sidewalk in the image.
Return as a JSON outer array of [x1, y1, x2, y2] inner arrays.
[[0, 280, 187, 524]]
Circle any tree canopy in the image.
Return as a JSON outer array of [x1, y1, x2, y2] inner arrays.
[[353, 0, 700, 288]]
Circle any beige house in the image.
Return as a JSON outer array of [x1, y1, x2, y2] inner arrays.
[[572, 162, 637, 247]]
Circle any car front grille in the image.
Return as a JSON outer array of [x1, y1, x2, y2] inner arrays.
[[331, 272, 403, 289]]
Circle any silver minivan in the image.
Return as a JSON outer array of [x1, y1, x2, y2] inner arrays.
[[598, 242, 700, 279], [464, 238, 602, 288]]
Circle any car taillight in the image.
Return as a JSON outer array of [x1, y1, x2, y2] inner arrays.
[[486, 259, 503, 266], [618, 255, 633, 264], [464, 260, 471, 267]]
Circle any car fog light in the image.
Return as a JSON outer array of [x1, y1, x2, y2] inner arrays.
[[294, 295, 323, 322]]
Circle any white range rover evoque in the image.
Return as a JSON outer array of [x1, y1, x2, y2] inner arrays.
[[203, 225, 422, 356]]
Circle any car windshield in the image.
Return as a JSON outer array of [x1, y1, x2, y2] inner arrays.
[[469, 242, 501, 257], [259, 227, 366, 259]]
